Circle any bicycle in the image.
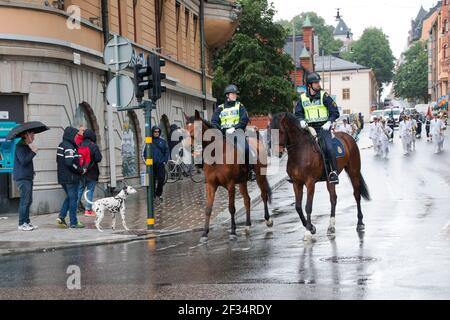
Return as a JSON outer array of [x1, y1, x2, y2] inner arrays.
[[165, 155, 205, 183]]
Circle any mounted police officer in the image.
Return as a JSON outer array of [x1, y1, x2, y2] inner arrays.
[[295, 72, 341, 184], [211, 84, 255, 180]]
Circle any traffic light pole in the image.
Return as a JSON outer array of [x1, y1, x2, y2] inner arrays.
[[144, 100, 155, 230]]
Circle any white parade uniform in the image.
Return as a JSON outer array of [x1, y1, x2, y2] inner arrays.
[[410, 119, 417, 151], [378, 124, 393, 159], [430, 119, 445, 153], [399, 120, 412, 155], [370, 122, 382, 155], [337, 123, 354, 135]]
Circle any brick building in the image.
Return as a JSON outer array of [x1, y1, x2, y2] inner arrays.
[[0, 0, 240, 214]]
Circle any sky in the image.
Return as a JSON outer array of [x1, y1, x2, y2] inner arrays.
[[270, 0, 439, 60]]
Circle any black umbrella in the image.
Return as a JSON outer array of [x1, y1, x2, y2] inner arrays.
[[6, 121, 50, 141]]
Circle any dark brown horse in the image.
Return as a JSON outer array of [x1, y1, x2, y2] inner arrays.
[[271, 112, 370, 241], [184, 111, 273, 242]]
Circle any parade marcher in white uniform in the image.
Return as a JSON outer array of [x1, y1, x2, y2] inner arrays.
[[370, 117, 382, 156], [399, 115, 412, 155], [337, 118, 354, 136], [430, 114, 445, 154], [410, 116, 417, 151], [378, 118, 393, 159]]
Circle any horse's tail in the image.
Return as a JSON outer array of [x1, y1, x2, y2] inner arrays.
[[359, 174, 371, 201]]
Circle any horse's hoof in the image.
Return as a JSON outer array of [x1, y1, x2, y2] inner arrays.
[[229, 234, 238, 241], [200, 236, 208, 243], [357, 224, 366, 232], [266, 218, 274, 228], [303, 231, 313, 242], [245, 226, 251, 235], [327, 226, 336, 235], [310, 225, 317, 235]]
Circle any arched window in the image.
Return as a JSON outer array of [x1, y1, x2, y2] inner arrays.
[[444, 44, 449, 59], [159, 114, 170, 140], [74, 102, 94, 130], [121, 112, 140, 177]]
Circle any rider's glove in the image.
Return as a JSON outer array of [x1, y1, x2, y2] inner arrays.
[[226, 127, 236, 134], [300, 120, 308, 129], [322, 121, 332, 131]]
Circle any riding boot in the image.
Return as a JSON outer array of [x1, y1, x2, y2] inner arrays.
[[327, 154, 339, 185]]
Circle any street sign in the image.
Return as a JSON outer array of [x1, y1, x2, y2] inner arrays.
[[103, 35, 133, 72], [106, 74, 134, 108]]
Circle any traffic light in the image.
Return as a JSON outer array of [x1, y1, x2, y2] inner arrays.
[[149, 52, 166, 101], [134, 62, 152, 103]]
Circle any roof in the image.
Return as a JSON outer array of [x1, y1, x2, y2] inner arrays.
[[314, 55, 370, 72], [333, 19, 351, 36], [414, 6, 428, 24], [283, 35, 319, 66]]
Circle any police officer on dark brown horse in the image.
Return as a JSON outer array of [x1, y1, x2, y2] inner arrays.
[[295, 72, 340, 184], [211, 84, 255, 180]]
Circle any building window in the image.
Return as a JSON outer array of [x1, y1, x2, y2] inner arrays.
[[343, 88, 351, 100], [176, 1, 181, 32], [193, 15, 199, 42], [74, 103, 94, 130], [342, 76, 350, 81], [185, 9, 190, 37], [444, 44, 449, 59], [155, 0, 164, 51], [121, 112, 139, 177]]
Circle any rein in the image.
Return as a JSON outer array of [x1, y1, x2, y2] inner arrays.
[[284, 123, 320, 154]]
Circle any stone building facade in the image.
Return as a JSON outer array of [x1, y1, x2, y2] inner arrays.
[[0, 0, 240, 214]]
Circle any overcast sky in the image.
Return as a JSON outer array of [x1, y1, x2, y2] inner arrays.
[[271, 0, 439, 60]]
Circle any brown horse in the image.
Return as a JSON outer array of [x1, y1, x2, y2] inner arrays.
[[184, 111, 273, 242], [271, 112, 370, 241]]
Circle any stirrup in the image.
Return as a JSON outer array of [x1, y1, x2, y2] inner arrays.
[[328, 171, 339, 184]]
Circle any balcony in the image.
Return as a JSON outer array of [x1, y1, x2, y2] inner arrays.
[[204, 0, 241, 49]]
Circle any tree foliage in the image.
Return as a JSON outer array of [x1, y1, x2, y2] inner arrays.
[[393, 41, 428, 102], [342, 28, 395, 94], [276, 12, 343, 55], [212, 0, 295, 114]]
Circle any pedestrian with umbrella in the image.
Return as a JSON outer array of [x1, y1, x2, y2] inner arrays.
[[7, 121, 49, 231]]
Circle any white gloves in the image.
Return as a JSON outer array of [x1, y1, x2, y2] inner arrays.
[[300, 120, 308, 129], [226, 127, 236, 134], [322, 121, 332, 131]]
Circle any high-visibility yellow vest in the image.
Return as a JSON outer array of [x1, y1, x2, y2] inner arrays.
[[219, 102, 241, 129], [300, 91, 329, 124]]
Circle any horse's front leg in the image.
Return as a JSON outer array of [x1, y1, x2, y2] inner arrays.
[[201, 183, 218, 242], [304, 180, 317, 242], [228, 184, 237, 240], [293, 181, 307, 228], [326, 182, 338, 235]]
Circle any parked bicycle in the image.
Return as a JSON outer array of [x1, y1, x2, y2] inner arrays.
[[165, 155, 205, 183]]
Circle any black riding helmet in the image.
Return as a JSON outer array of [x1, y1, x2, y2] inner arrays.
[[224, 84, 240, 95], [306, 72, 321, 85]]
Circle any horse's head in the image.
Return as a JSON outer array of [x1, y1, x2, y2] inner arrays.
[[270, 112, 308, 156], [183, 110, 211, 157]]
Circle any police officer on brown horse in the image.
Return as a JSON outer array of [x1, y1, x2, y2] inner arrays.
[[295, 72, 340, 184]]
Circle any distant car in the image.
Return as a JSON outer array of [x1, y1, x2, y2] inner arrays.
[[370, 110, 384, 122]]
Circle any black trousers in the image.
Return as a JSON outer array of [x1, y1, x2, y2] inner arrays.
[[153, 163, 166, 197], [316, 128, 338, 172]]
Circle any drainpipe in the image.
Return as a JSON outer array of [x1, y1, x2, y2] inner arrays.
[[101, 0, 117, 191], [200, 0, 207, 117]]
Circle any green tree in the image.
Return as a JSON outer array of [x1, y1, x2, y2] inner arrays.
[[342, 28, 395, 101], [212, 0, 295, 114], [277, 12, 343, 55], [393, 41, 428, 102]]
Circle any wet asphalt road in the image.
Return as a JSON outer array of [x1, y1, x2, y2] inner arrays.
[[0, 130, 449, 300]]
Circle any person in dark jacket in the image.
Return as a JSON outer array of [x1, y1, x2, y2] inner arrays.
[[56, 127, 86, 228], [13, 131, 38, 231], [143, 126, 169, 205], [77, 129, 102, 217], [295, 72, 340, 184]]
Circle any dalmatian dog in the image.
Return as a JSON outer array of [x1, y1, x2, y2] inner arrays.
[[84, 186, 138, 232]]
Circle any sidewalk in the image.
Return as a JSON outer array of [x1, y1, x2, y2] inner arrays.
[[0, 156, 288, 256]]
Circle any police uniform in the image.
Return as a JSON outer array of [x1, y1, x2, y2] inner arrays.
[[295, 88, 340, 179]]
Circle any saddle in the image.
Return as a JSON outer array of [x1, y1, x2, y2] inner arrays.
[[307, 128, 345, 181]]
